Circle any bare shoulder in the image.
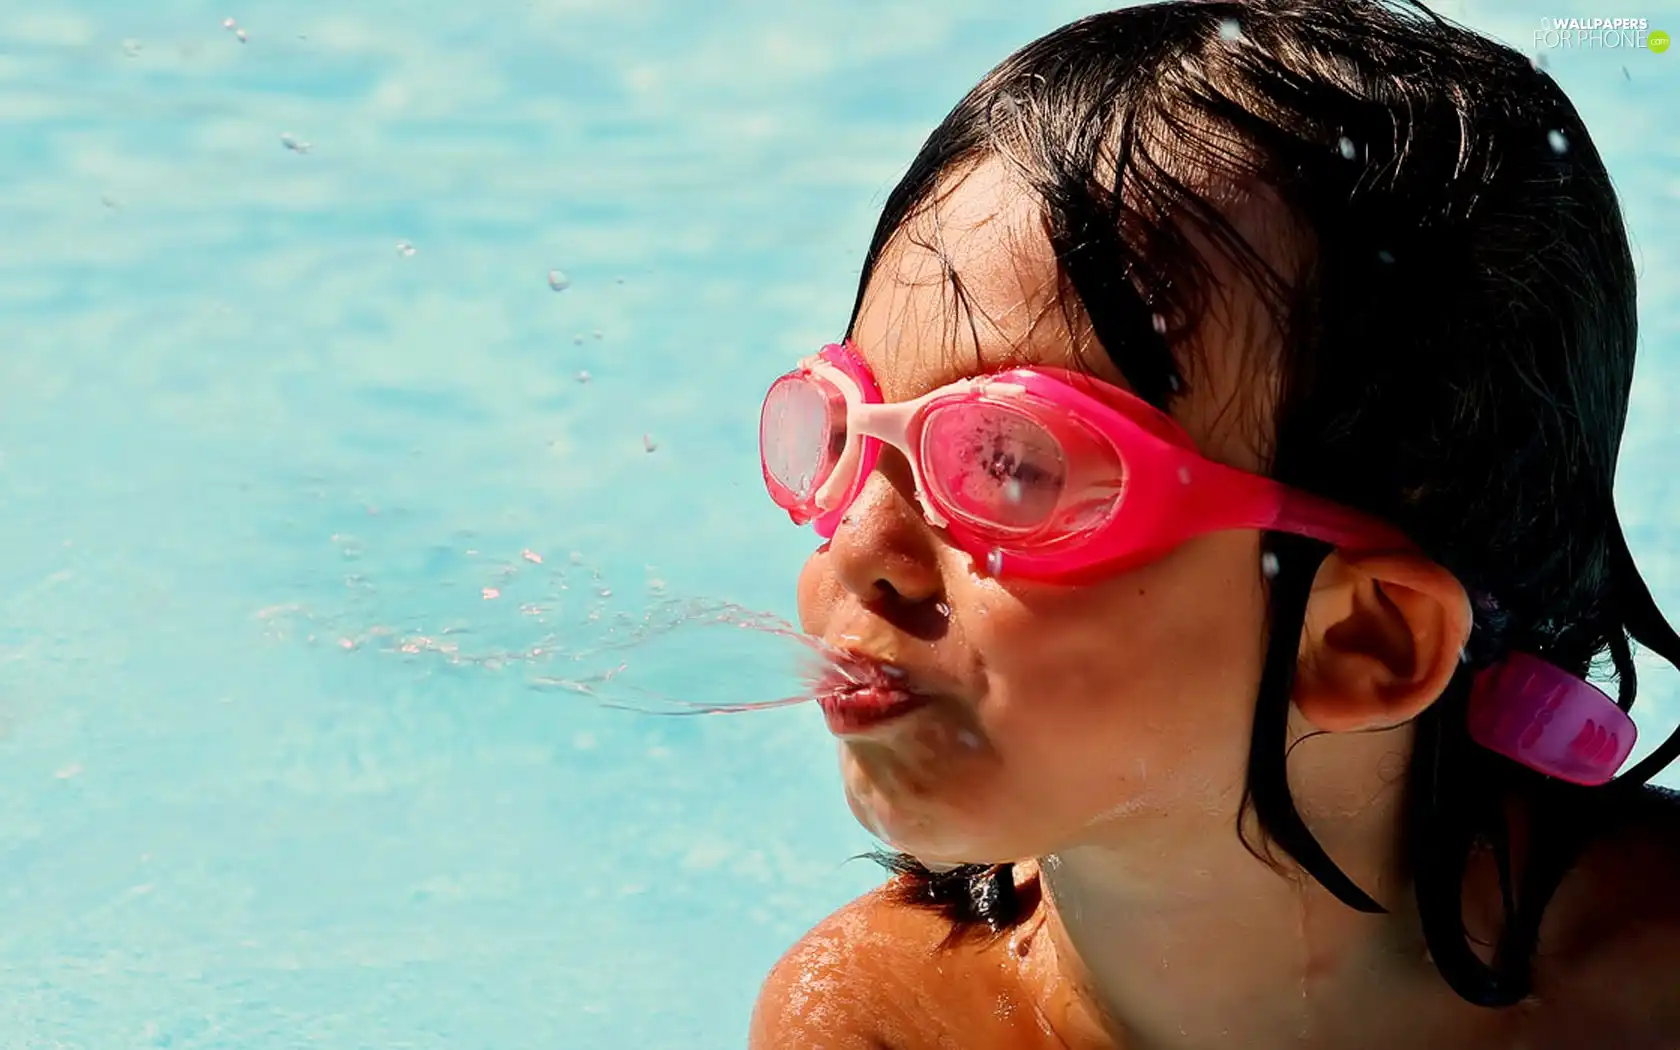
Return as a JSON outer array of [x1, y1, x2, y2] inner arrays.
[[1536, 785, 1680, 1040], [748, 881, 956, 1050], [749, 869, 1057, 1050]]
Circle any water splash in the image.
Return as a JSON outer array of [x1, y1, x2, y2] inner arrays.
[[526, 600, 840, 715], [257, 545, 840, 718]]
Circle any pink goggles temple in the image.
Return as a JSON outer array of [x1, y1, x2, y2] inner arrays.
[[1468, 652, 1635, 786]]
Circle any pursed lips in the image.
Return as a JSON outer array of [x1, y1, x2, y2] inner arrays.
[[808, 643, 964, 733]]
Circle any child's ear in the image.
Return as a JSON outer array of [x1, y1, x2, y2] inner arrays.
[[1292, 552, 1472, 733]]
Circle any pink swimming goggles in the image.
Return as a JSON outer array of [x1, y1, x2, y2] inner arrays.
[[758, 340, 1636, 786]]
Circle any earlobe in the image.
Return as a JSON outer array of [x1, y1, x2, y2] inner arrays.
[[1292, 553, 1472, 734]]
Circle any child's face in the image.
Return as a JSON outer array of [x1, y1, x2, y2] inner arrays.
[[795, 158, 1292, 865]]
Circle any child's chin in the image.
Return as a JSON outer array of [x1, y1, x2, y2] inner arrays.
[[909, 855, 966, 873], [854, 813, 1004, 868]]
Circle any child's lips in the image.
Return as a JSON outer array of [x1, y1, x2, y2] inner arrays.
[[809, 652, 946, 735], [814, 681, 934, 734]]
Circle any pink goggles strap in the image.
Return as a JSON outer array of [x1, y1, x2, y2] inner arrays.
[[1467, 652, 1636, 786]]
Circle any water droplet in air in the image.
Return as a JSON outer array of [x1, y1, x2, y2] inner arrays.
[[592, 330, 603, 340], [548, 269, 571, 291], [1622, 66, 1631, 81], [1218, 18, 1245, 41], [279, 132, 311, 154], [986, 548, 1005, 576], [1167, 374, 1182, 393], [599, 588, 613, 598], [570, 551, 584, 565], [223, 17, 237, 29], [395, 240, 416, 257], [1337, 135, 1357, 160], [643, 434, 658, 453], [1547, 129, 1569, 155], [575, 370, 591, 383], [573, 334, 584, 345], [122, 39, 142, 57], [1151, 313, 1168, 335], [1376, 249, 1395, 264], [1261, 552, 1280, 579], [236, 28, 248, 42], [482, 587, 501, 600], [1177, 466, 1192, 485], [615, 276, 626, 285], [1003, 477, 1024, 505]]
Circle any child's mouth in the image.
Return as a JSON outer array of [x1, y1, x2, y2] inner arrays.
[[809, 653, 936, 735]]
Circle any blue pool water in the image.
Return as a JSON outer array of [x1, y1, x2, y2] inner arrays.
[[0, 1, 1676, 1045]]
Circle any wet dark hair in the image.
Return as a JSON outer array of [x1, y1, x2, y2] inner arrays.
[[843, 0, 1680, 1009]]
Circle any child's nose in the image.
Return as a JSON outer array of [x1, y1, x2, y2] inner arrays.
[[825, 465, 946, 613]]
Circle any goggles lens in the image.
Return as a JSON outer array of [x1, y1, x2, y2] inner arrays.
[[761, 373, 847, 506], [921, 402, 1071, 533]]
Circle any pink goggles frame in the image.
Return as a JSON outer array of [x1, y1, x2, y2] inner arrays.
[[763, 340, 1410, 582], [759, 339, 1636, 786]]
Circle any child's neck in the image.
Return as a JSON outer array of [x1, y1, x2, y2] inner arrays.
[[1034, 720, 1497, 1050]]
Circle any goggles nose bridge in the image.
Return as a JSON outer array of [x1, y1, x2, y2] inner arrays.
[[846, 396, 925, 449], [843, 396, 951, 530]]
